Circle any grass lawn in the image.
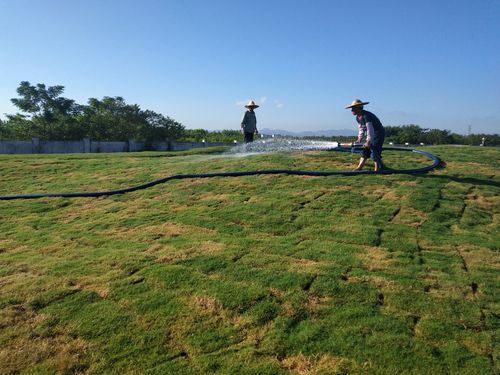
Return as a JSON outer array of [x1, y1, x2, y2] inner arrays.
[[0, 145, 498, 374]]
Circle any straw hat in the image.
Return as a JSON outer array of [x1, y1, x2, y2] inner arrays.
[[345, 99, 369, 109], [245, 100, 260, 109]]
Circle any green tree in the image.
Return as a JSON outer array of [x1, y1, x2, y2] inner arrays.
[[1, 114, 35, 139], [8, 81, 83, 140], [78, 97, 144, 140], [0, 117, 8, 138], [179, 129, 242, 143], [181, 129, 210, 142], [10, 81, 79, 118], [141, 110, 184, 143], [423, 129, 453, 144], [395, 124, 425, 144], [1, 82, 185, 141], [78, 98, 185, 142]]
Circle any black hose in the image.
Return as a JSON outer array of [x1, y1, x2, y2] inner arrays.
[[0, 147, 441, 200]]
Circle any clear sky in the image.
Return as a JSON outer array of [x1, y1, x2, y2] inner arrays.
[[1, 0, 499, 134]]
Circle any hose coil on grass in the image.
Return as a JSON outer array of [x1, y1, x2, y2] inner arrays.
[[0, 147, 441, 200]]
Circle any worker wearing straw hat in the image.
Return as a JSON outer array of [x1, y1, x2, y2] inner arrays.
[[241, 100, 259, 143], [345, 99, 385, 172]]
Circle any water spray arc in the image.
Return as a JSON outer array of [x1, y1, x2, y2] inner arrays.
[[0, 144, 441, 201]]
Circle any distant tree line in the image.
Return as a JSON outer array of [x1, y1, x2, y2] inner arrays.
[[1, 82, 498, 146], [0, 82, 184, 144], [302, 125, 498, 146], [181, 129, 242, 142], [383, 125, 499, 146]]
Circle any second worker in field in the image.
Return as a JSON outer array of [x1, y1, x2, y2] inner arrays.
[[241, 100, 259, 143]]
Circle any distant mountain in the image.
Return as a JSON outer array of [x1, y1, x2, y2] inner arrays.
[[260, 128, 357, 137]]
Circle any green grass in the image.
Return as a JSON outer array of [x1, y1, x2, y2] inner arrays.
[[0, 145, 498, 374]]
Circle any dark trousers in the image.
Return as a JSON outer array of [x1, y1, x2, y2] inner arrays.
[[244, 132, 254, 143], [370, 128, 385, 162]]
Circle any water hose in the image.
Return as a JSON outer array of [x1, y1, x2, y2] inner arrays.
[[0, 147, 441, 200]]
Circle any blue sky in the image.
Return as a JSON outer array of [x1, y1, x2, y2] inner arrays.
[[1, 0, 499, 134]]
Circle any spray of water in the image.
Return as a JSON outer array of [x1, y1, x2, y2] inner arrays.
[[227, 137, 339, 155]]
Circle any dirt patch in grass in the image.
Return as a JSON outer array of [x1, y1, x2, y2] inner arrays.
[[192, 295, 223, 316], [0, 305, 39, 329], [151, 203, 195, 213], [420, 273, 468, 299], [381, 189, 403, 201], [245, 196, 264, 204], [360, 187, 387, 200], [359, 186, 405, 202], [171, 179, 213, 190], [429, 284, 472, 300], [328, 186, 353, 193], [0, 272, 36, 290], [155, 252, 191, 264], [290, 187, 338, 198], [458, 245, 499, 271], [149, 222, 217, 236], [150, 222, 216, 236], [348, 275, 396, 289], [1, 244, 32, 255], [0, 307, 89, 374], [0, 271, 44, 299], [391, 206, 427, 226], [248, 232, 286, 240], [73, 279, 111, 299], [59, 199, 111, 223], [397, 180, 418, 186], [461, 335, 494, 359], [418, 244, 455, 253], [357, 246, 393, 271], [455, 161, 497, 174], [144, 243, 177, 254], [196, 192, 234, 202], [38, 239, 81, 254], [307, 295, 334, 314], [288, 258, 322, 273], [465, 192, 497, 210], [155, 241, 225, 264], [280, 353, 351, 375], [198, 240, 225, 254], [102, 221, 218, 239], [0, 334, 89, 374], [269, 287, 285, 299]]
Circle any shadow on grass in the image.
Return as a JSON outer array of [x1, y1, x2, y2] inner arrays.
[[425, 174, 500, 188]]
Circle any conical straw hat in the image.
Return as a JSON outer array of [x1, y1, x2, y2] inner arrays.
[[245, 100, 260, 108], [345, 99, 369, 109]]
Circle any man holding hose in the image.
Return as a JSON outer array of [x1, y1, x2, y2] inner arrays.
[[345, 99, 385, 172]]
